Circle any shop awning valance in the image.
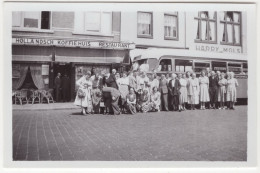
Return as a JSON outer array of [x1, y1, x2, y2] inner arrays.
[[12, 55, 52, 62], [55, 56, 123, 64]]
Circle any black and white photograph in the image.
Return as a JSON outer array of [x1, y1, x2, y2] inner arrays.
[[1, 1, 259, 171]]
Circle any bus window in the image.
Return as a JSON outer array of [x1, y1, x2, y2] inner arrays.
[[175, 59, 193, 72], [160, 59, 172, 71], [228, 63, 242, 74], [194, 62, 210, 73], [212, 61, 227, 72], [243, 63, 248, 74]]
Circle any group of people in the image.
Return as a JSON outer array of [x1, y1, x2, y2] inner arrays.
[[74, 69, 239, 115]]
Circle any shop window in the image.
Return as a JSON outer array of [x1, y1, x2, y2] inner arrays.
[[212, 61, 227, 72], [195, 11, 217, 43], [12, 11, 51, 30], [220, 11, 241, 46], [175, 59, 193, 72], [242, 62, 248, 74], [194, 62, 210, 73], [74, 11, 112, 35], [228, 62, 242, 74], [159, 59, 172, 71], [137, 12, 153, 38], [85, 12, 112, 34], [164, 13, 178, 40]]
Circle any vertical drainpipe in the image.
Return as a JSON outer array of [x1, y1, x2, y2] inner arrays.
[[184, 12, 187, 49]]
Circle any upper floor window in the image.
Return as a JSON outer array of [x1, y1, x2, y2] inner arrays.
[[137, 12, 153, 38], [164, 13, 178, 40], [74, 11, 112, 35], [12, 11, 51, 30], [195, 11, 217, 43], [220, 11, 241, 46]]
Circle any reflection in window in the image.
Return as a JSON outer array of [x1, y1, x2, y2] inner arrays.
[[12, 11, 51, 30], [137, 12, 153, 37], [175, 59, 193, 72], [227, 63, 242, 74], [195, 11, 217, 43], [160, 59, 172, 71], [164, 13, 178, 39], [220, 11, 241, 45], [212, 61, 227, 72], [194, 62, 210, 73]]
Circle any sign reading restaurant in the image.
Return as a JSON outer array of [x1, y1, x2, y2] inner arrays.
[[12, 37, 135, 50]]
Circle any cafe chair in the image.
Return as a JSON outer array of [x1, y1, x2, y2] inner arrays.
[[28, 90, 41, 104], [14, 90, 28, 105], [40, 89, 54, 104]]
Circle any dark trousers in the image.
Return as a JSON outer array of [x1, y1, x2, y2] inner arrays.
[[111, 97, 120, 115], [161, 93, 169, 111], [62, 88, 70, 102], [55, 87, 61, 102], [209, 87, 218, 105], [170, 95, 179, 111]]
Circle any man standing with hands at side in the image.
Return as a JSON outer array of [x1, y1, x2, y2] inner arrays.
[[159, 74, 169, 111], [54, 73, 62, 102]]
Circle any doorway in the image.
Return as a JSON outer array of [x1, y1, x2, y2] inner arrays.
[[53, 63, 71, 102]]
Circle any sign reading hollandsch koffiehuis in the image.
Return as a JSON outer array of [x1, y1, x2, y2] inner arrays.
[[12, 37, 135, 50]]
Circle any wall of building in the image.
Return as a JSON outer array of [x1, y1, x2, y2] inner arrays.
[[121, 11, 186, 49]]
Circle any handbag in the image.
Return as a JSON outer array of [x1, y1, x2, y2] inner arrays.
[[77, 88, 86, 98]]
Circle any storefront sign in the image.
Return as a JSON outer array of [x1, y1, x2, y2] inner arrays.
[[12, 38, 135, 50], [195, 45, 242, 54], [42, 65, 49, 75], [12, 64, 20, 78]]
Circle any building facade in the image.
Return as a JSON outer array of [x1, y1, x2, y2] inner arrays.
[[121, 11, 247, 74], [12, 11, 134, 101]]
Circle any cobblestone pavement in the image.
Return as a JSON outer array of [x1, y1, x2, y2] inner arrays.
[[12, 106, 247, 161]]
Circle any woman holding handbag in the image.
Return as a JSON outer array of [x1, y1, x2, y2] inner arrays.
[[74, 71, 93, 115]]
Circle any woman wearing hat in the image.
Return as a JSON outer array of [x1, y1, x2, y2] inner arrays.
[[74, 71, 93, 115]]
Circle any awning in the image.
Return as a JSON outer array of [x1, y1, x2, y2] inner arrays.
[[55, 55, 123, 64], [12, 55, 52, 62]]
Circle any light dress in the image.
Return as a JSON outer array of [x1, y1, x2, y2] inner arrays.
[[117, 77, 129, 103], [74, 76, 93, 108], [199, 76, 210, 102], [179, 78, 188, 104], [218, 78, 227, 102], [190, 78, 200, 104], [226, 78, 239, 102], [186, 77, 193, 104]]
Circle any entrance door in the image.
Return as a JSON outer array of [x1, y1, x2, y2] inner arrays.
[[54, 63, 71, 102]]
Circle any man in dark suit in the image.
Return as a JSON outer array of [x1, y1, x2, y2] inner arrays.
[[102, 87, 121, 115], [168, 73, 181, 111], [104, 72, 118, 89], [159, 74, 169, 111], [54, 73, 61, 102], [61, 73, 70, 102], [209, 71, 219, 109]]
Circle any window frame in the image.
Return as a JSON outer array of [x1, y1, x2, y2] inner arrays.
[[193, 60, 212, 74], [194, 11, 217, 44], [220, 11, 242, 46], [174, 59, 193, 73], [164, 12, 179, 41], [137, 11, 153, 39], [227, 62, 243, 74], [83, 11, 112, 35], [159, 58, 172, 72], [12, 11, 53, 33]]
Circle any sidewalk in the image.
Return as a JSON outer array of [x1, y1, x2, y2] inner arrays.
[[12, 102, 79, 110]]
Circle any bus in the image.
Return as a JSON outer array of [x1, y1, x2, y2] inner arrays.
[[132, 48, 248, 104]]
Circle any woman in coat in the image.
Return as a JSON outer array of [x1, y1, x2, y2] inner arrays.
[[178, 73, 188, 112], [218, 73, 227, 109], [226, 72, 239, 110], [199, 71, 210, 110], [190, 73, 200, 110], [74, 71, 93, 115]]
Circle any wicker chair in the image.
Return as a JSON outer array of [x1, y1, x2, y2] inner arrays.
[[28, 90, 41, 104], [14, 90, 28, 105], [40, 89, 54, 104]]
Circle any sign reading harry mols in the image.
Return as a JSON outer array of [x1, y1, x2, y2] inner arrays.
[[12, 38, 135, 50]]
